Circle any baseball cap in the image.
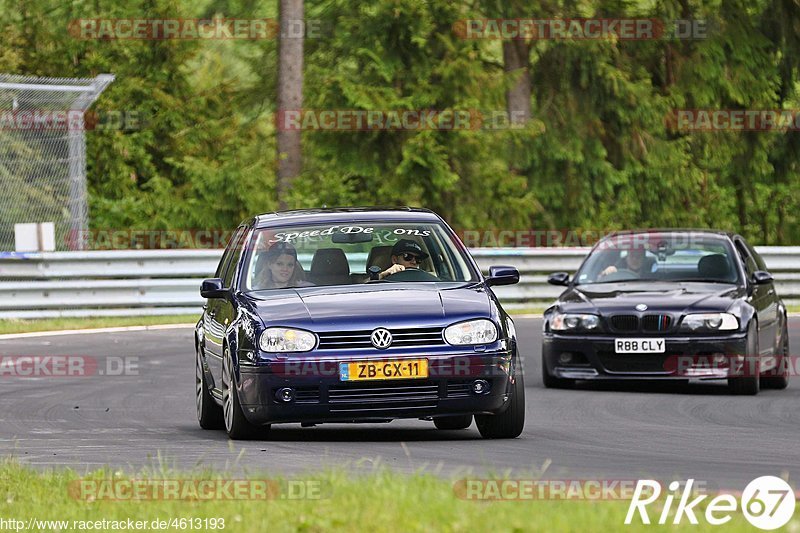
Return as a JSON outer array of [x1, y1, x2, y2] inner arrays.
[[391, 239, 429, 259]]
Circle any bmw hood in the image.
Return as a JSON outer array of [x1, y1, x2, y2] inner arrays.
[[556, 282, 746, 315]]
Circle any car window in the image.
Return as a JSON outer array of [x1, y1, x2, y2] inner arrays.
[[222, 227, 249, 288], [734, 239, 757, 277], [743, 240, 768, 271], [215, 226, 245, 279], [575, 234, 740, 284], [241, 222, 478, 290]]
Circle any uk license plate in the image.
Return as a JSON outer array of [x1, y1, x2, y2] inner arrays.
[[339, 359, 428, 381], [614, 338, 666, 354]]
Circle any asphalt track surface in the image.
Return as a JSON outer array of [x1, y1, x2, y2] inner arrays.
[[1, 318, 799, 488]]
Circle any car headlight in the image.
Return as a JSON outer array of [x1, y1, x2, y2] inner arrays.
[[444, 319, 498, 345], [259, 327, 317, 352], [680, 313, 739, 332], [550, 313, 600, 332]]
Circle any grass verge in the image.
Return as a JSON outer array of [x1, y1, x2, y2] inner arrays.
[[0, 315, 197, 335], [0, 460, 782, 532]]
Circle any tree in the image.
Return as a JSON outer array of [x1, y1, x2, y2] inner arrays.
[[276, 0, 304, 209]]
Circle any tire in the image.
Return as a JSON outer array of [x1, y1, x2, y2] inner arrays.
[[541, 351, 574, 389], [222, 348, 265, 440], [196, 348, 224, 429], [476, 369, 525, 439], [761, 320, 789, 390], [433, 415, 473, 430], [728, 322, 760, 395]]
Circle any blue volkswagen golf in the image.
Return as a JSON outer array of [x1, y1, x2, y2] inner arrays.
[[195, 208, 524, 439]]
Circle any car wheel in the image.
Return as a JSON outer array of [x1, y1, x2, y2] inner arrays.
[[728, 322, 760, 395], [433, 415, 473, 430], [196, 347, 224, 429], [541, 350, 574, 389], [222, 348, 263, 439], [761, 320, 789, 390], [476, 369, 525, 439]]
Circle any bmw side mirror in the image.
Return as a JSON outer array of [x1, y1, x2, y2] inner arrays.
[[200, 278, 227, 299], [486, 266, 519, 287], [547, 272, 570, 286], [752, 271, 773, 285]]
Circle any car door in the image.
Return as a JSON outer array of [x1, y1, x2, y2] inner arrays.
[[204, 226, 247, 386], [733, 237, 774, 355], [213, 225, 251, 373], [743, 238, 780, 355]]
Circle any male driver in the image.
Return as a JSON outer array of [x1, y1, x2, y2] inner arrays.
[[599, 246, 655, 278], [378, 239, 435, 280]]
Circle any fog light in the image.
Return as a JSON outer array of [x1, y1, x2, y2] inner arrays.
[[558, 352, 573, 364], [471, 379, 489, 395], [275, 387, 295, 403]]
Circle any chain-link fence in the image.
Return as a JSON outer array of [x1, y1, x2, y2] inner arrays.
[[0, 74, 113, 251]]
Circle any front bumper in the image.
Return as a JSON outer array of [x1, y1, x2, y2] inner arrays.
[[543, 332, 748, 381], [235, 352, 515, 425]]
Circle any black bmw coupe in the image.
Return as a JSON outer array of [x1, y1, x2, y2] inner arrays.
[[542, 230, 789, 394]]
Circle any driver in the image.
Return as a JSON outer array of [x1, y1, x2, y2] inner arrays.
[[377, 239, 430, 280], [599, 246, 654, 278]]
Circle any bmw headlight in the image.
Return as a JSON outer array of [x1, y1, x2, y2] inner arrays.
[[550, 313, 600, 332], [259, 327, 317, 352], [680, 313, 738, 332], [444, 319, 498, 345]]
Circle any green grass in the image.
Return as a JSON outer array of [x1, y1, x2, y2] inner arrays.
[[0, 315, 197, 335], [0, 460, 774, 532]]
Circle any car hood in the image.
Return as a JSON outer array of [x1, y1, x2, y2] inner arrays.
[[557, 282, 746, 315], [243, 283, 491, 329]]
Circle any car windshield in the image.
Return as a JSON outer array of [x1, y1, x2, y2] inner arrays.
[[241, 221, 477, 290], [574, 234, 741, 285]]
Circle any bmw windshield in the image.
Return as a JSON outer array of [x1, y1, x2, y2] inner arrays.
[[574, 234, 742, 285]]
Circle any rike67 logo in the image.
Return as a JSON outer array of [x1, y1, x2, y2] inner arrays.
[[625, 476, 796, 530]]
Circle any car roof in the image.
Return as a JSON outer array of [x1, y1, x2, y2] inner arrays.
[[603, 229, 735, 240], [252, 207, 441, 228]]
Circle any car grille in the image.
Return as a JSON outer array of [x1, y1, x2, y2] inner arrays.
[[316, 327, 445, 350], [327, 381, 439, 412], [642, 314, 673, 332], [610, 315, 639, 332]]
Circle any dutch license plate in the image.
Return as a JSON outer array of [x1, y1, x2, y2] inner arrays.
[[614, 338, 666, 354], [339, 359, 428, 381]]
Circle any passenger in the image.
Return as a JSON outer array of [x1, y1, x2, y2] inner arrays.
[[255, 242, 313, 288]]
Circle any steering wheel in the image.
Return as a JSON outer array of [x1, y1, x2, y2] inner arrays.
[[600, 268, 638, 282]]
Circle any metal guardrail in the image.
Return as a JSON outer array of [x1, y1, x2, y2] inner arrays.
[[1, 248, 799, 318]]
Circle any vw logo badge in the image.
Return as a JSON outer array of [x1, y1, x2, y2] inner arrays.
[[635, 303, 648, 312], [371, 328, 393, 349]]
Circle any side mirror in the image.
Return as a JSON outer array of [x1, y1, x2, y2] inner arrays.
[[200, 278, 227, 299], [486, 265, 519, 287], [752, 271, 774, 285], [547, 272, 570, 286]]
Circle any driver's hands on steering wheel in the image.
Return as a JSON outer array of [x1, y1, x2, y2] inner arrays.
[[379, 264, 405, 279], [600, 265, 618, 277]]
